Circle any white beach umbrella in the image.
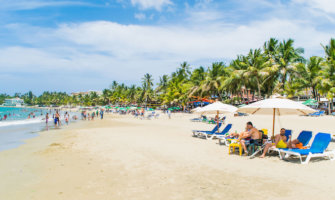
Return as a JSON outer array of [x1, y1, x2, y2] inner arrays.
[[195, 101, 237, 133], [237, 98, 316, 137], [191, 107, 203, 113], [195, 101, 238, 114], [129, 106, 138, 110]]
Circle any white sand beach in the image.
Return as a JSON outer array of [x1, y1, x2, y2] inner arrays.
[[1, 113, 335, 200]]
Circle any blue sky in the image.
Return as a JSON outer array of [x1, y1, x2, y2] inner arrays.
[[0, 0, 335, 95]]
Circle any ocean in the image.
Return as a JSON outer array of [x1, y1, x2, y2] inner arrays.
[[0, 107, 78, 151]]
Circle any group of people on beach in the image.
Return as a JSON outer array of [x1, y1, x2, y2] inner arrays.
[[45, 109, 76, 128], [81, 110, 104, 121], [227, 122, 304, 157]]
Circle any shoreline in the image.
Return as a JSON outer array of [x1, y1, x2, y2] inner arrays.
[[1, 113, 335, 199]]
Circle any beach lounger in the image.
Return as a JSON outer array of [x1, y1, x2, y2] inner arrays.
[[296, 131, 313, 147], [200, 124, 232, 140], [192, 122, 222, 137], [190, 118, 202, 122], [279, 133, 335, 164], [309, 110, 325, 117]]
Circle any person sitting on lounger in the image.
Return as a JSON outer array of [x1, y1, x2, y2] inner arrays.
[[260, 128, 287, 158], [239, 122, 261, 156]]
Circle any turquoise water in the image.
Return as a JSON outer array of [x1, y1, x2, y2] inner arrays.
[[0, 107, 47, 121], [0, 107, 78, 151]]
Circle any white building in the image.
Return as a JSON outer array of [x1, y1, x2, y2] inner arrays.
[[3, 98, 24, 107]]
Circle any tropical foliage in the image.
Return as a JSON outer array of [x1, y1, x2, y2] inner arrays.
[[1, 38, 335, 111]]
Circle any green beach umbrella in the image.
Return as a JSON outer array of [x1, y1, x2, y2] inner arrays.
[[303, 99, 318, 106]]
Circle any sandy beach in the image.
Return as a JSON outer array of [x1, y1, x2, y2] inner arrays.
[[1, 113, 335, 200]]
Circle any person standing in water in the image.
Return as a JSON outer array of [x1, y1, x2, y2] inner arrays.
[[64, 112, 69, 125], [46, 113, 49, 124], [55, 111, 61, 127]]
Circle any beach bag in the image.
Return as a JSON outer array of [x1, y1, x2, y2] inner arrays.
[[295, 142, 307, 149]]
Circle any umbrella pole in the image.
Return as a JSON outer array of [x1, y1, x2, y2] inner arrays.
[[272, 108, 276, 139], [217, 110, 219, 133]]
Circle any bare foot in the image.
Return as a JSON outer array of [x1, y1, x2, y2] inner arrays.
[[259, 155, 265, 158]]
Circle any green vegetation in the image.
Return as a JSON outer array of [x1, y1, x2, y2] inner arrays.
[[1, 38, 335, 109]]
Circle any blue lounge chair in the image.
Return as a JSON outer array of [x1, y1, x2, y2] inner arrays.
[[297, 131, 313, 147], [309, 110, 325, 117], [280, 133, 335, 164], [201, 124, 232, 140], [192, 122, 222, 137], [284, 129, 292, 142], [190, 117, 202, 122]]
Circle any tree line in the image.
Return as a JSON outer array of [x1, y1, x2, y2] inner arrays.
[[1, 38, 334, 110]]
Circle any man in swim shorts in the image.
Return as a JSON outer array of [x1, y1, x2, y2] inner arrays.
[[260, 128, 287, 158], [239, 122, 261, 156]]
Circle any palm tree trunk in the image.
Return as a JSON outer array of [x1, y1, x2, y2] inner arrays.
[[257, 78, 261, 100]]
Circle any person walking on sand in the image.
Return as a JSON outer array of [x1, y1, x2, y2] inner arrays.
[[100, 109, 104, 119], [167, 109, 171, 119]]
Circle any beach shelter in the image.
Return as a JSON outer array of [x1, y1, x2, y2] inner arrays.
[[191, 107, 203, 113], [129, 106, 138, 110], [195, 102, 237, 132], [303, 99, 318, 106], [195, 101, 238, 115], [237, 97, 316, 137]]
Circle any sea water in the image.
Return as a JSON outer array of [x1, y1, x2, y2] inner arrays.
[[0, 107, 78, 151]]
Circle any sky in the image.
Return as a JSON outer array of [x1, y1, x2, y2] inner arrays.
[[0, 0, 335, 95]]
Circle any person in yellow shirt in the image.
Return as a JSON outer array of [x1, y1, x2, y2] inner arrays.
[[260, 128, 287, 158]]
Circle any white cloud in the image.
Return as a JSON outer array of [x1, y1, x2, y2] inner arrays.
[[0, 0, 334, 93], [130, 0, 172, 11], [134, 13, 146, 20], [293, 0, 335, 14], [1, 18, 332, 76]]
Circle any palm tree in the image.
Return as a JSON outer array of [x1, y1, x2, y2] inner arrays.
[[241, 49, 269, 99], [199, 62, 227, 100], [295, 56, 323, 99], [156, 75, 169, 93], [142, 73, 154, 106], [276, 39, 304, 91], [178, 62, 191, 81], [102, 89, 111, 105], [263, 38, 279, 59], [319, 38, 335, 113]]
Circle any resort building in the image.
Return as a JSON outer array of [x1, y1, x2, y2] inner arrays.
[[3, 98, 24, 107], [71, 90, 103, 96]]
